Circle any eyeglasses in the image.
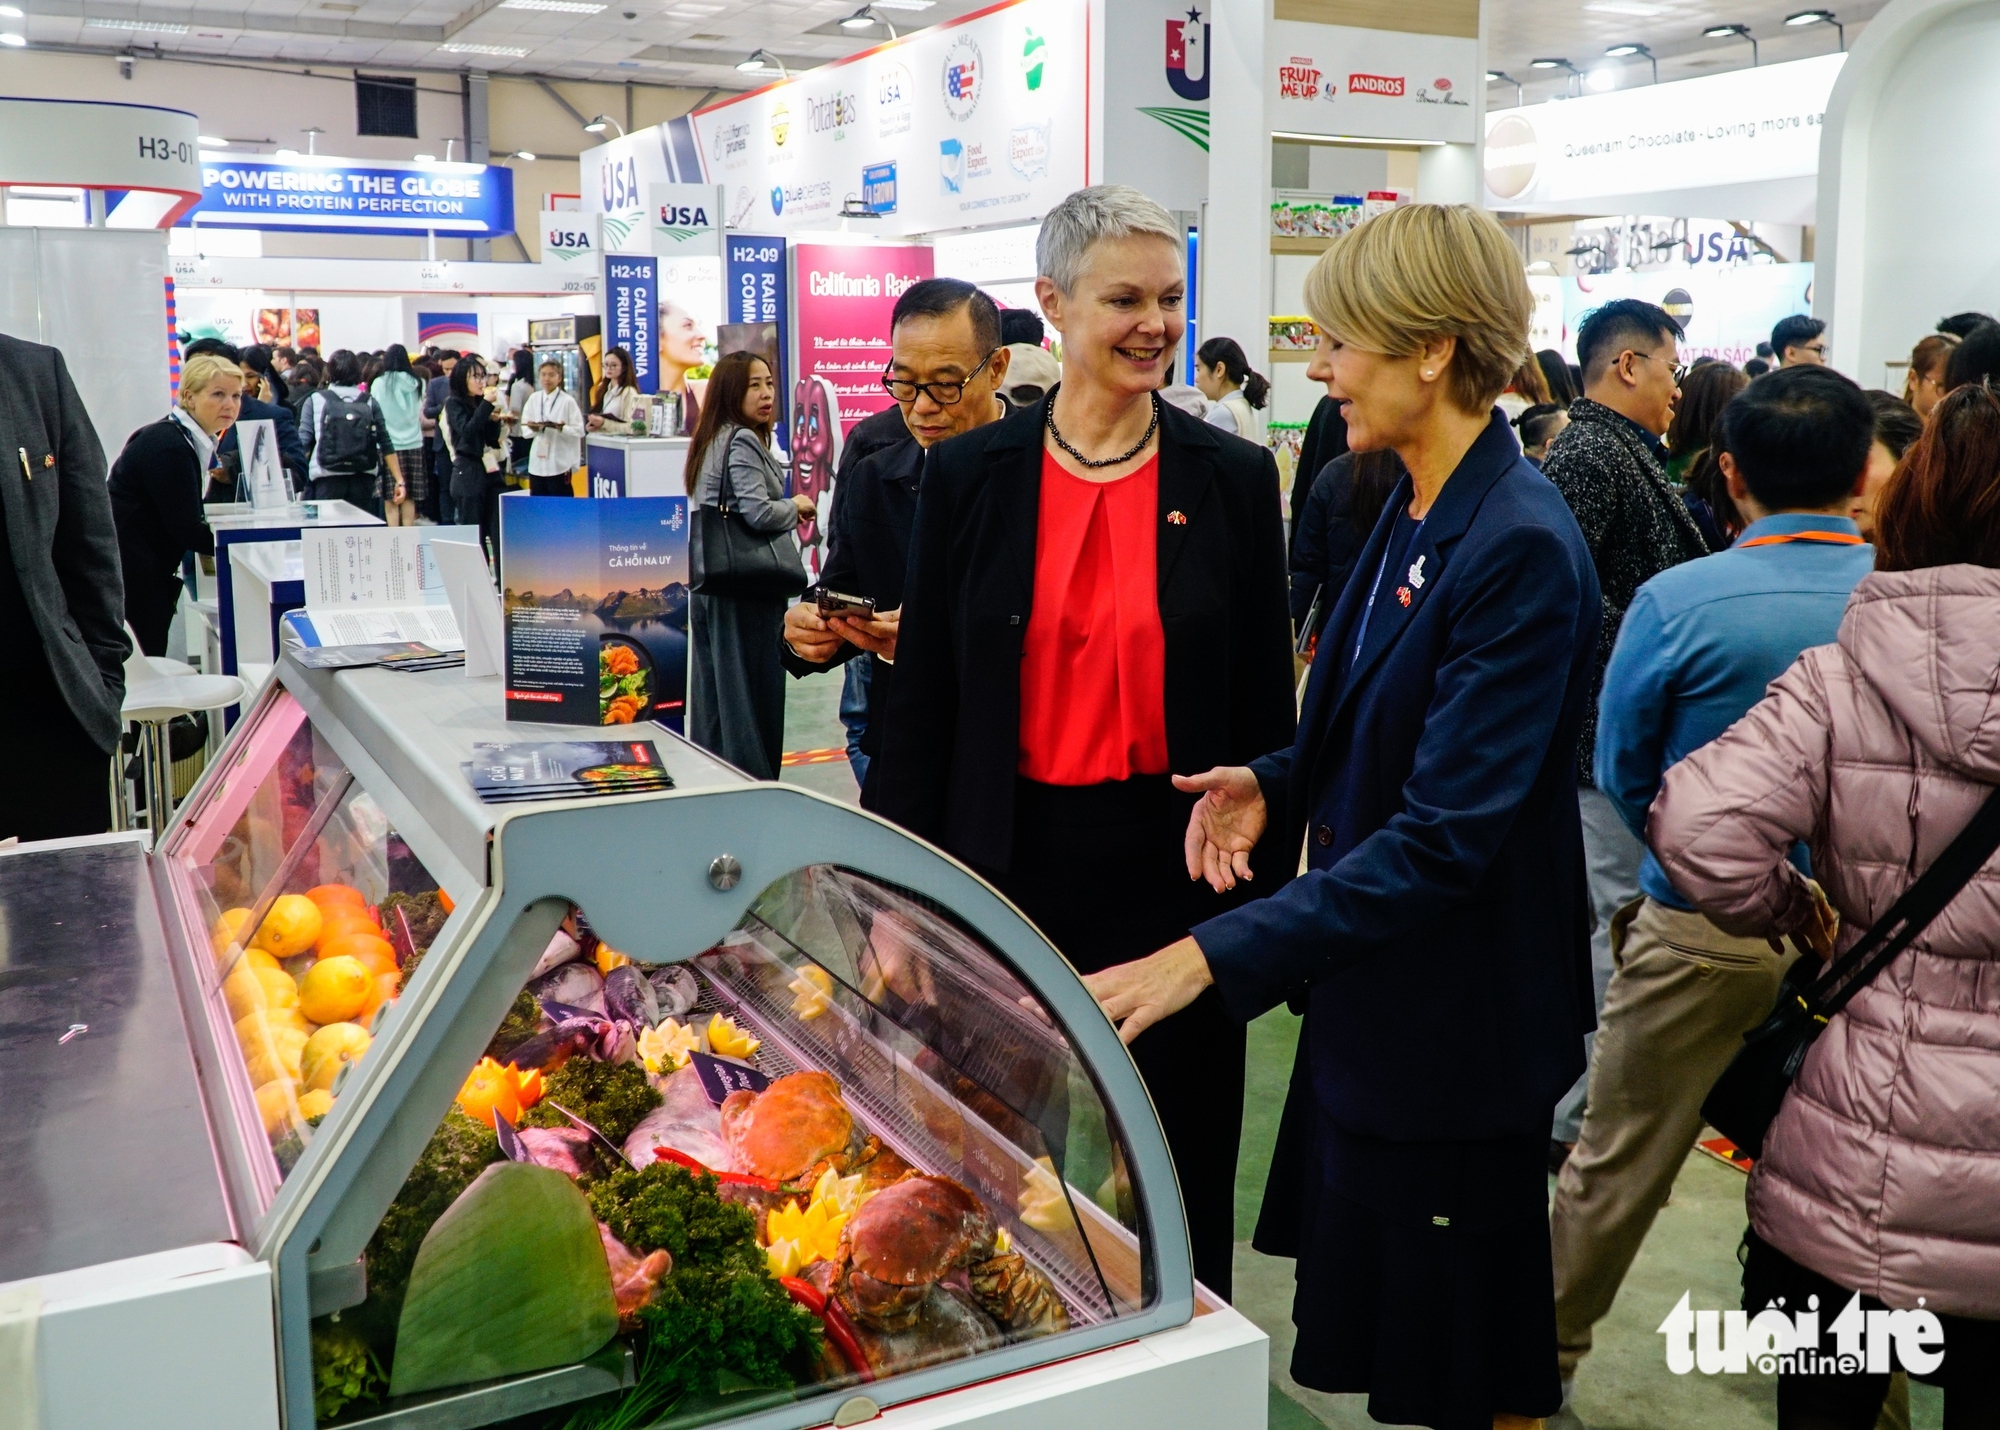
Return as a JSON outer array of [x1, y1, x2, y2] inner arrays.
[[1632, 349, 1688, 385], [882, 348, 998, 407]]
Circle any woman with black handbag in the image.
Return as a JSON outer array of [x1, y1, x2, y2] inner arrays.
[[1651, 382, 2000, 1429], [686, 351, 814, 779]]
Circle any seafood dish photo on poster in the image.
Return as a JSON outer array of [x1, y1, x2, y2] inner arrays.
[[499, 496, 691, 731]]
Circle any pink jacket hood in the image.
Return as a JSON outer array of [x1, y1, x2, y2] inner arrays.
[[1650, 564, 2000, 1317]]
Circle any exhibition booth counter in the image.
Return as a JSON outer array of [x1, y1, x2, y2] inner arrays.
[[586, 434, 691, 499]]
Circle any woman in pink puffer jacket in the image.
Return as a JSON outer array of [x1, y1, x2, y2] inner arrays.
[[1650, 383, 2000, 1429]]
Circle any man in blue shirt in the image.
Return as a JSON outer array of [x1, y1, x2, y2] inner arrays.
[[1549, 364, 1876, 1418]]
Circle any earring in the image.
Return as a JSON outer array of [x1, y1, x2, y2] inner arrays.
[[1421, 369, 1434, 379]]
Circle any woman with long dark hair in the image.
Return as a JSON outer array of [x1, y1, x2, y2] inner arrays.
[[588, 346, 640, 432], [444, 357, 510, 558], [1194, 335, 1270, 446], [1084, 204, 1600, 1426], [874, 186, 1296, 1299], [685, 351, 815, 778]]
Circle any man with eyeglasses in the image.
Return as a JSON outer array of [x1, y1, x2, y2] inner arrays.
[[1771, 312, 1829, 367], [1539, 297, 1718, 1199], [781, 277, 1010, 805]]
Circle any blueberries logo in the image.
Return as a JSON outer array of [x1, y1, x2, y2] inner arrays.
[[939, 137, 963, 194], [770, 185, 785, 215]]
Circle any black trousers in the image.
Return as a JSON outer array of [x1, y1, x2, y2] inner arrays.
[[527, 474, 574, 497], [989, 774, 1247, 1302], [0, 659, 112, 841], [310, 473, 379, 514]]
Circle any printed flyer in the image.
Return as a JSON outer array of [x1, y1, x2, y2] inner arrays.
[[499, 495, 691, 730]]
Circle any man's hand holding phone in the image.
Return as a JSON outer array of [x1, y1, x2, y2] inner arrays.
[[829, 606, 900, 661], [783, 602, 844, 664]]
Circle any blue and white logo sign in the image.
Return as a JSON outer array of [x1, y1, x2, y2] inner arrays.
[[540, 212, 601, 267], [770, 185, 785, 216], [939, 138, 963, 194], [861, 161, 898, 214], [183, 154, 514, 236], [605, 254, 659, 394]]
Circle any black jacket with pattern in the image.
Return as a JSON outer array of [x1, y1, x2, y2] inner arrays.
[[1541, 397, 1715, 785]]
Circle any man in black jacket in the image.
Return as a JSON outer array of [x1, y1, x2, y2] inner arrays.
[[781, 278, 1010, 803], [0, 333, 129, 838], [1541, 298, 1714, 1161]]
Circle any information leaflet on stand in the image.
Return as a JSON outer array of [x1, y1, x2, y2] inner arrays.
[[793, 243, 934, 436], [500, 496, 691, 730], [293, 527, 471, 650]]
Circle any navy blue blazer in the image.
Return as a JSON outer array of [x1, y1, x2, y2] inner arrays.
[[216, 395, 307, 481], [1193, 412, 1601, 1143]]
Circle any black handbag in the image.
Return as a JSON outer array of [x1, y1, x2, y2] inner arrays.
[[689, 436, 808, 600], [1702, 786, 2000, 1159]]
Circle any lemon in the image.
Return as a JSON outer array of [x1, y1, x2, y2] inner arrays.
[[252, 894, 324, 959], [254, 1078, 300, 1136], [224, 962, 299, 1020], [298, 955, 370, 1025], [296, 1088, 334, 1120], [301, 1022, 372, 1093]]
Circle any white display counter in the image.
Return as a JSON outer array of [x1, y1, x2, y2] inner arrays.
[[586, 434, 691, 498]]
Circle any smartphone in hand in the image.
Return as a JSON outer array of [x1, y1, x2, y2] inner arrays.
[[813, 587, 877, 620]]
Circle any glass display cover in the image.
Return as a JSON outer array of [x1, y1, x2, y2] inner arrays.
[[163, 690, 448, 1195], [314, 865, 1152, 1426]]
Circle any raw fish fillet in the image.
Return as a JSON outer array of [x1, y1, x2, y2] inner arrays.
[[623, 1064, 732, 1170], [531, 930, 584, 978]]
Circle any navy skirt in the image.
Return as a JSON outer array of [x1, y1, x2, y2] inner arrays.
[[1288, 1112, 1561, 1430]]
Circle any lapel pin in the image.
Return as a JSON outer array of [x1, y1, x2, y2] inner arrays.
[[1396, 586, 1412, 607], [42, 454, 54, 469], [1166, 509, 1187, 525], [1407, 554, 1426, 588]]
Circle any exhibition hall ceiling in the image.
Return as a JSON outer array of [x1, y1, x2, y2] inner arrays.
[[7, 0, 1887, 93]]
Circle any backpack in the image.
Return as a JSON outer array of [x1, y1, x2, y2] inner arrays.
[[315, 391, 380, 474]]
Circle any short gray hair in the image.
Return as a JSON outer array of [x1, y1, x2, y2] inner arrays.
[[1036, 185, 1182, 295]]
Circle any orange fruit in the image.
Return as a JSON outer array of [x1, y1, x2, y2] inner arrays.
[[301, 1022, 372, 1093], [316, 906, 383, 939], [298, 955, 371, 1025], [356, 971, 401, 1028], [306, 884, 366, 913], [255, 1079, 301, 1136], [318, 932, 397, 978], [252, 894, 323, 959], [437, 888, 454, 914]]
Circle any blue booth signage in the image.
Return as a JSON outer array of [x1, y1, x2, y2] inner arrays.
[[605, 254, 659, 394], [180, 154, 515, 236]]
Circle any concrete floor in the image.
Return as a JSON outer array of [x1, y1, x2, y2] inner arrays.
[[775, 675, 1944, 1430]]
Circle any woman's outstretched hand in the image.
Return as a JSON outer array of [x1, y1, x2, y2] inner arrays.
[[1176, 767, 1267, 892], [1082, 937, 1214, 1045]]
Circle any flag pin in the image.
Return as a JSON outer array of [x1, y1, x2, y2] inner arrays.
[[1396, 586, 1412, 607], [1166, 510, 1187, 525]]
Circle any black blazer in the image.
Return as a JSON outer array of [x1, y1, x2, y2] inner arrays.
[[873, 394, 1297, 873], [108, 416, 215, 582]]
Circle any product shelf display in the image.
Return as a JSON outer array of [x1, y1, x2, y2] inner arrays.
[[8, 657, 1262, 1430]]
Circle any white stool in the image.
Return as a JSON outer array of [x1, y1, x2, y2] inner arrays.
[[113, 629, 245, 836]]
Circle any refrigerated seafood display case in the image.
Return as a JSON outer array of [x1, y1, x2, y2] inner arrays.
[[2, 658, 1265, 1430]]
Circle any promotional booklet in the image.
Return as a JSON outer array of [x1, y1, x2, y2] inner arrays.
[[290, 527, 478, 650], [461, 740, 675, 805], [498, 495, 690, 729]]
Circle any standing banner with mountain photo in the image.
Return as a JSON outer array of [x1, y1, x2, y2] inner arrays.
[[676, 0, 1087, 240], [499, 495, 691, 731]]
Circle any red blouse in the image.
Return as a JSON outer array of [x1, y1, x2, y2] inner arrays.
[[1017, 450, 1170, 785]]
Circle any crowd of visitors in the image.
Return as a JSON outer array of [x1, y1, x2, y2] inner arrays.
[[1, 178, 1995, 1430]]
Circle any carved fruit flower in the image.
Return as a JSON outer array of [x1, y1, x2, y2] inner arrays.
[[455, 1057, 545, 1128], [637, 1018, 702, 1075], [706, 1011, 761, 1060]]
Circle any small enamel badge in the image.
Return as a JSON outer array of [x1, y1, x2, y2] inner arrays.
[[1396, 586, 1412, 607], [1407, 554, 1426, 588], [1166, 510, 1187, 525]]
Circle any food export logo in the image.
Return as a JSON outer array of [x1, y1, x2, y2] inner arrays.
[[1020, 25, 1046, 91], [1166, 6, 1208, 101], [939, 136, 963, 194], [711, 120, 751, 168], [942, 35, 982, 121], [808, 90, 860, 139], [1349, 72, 1406, 97], [770, 102, 791, 148], [1009, 121, 1049, 179], [1484, 111, 1539, 200], [876, 62, 914, 137]]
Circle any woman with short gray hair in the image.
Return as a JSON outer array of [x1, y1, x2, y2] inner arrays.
[[874, 184, 1297, 1300]]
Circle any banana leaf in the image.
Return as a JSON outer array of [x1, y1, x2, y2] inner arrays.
[[389, 1161, 619, 1397]]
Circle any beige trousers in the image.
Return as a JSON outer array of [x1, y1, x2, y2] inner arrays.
[[1551, 896, 1795, 1377]]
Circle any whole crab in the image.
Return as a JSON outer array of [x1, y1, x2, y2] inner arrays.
[[720, 1071, 877, 1185], [813, 1174, 1069, 1354]]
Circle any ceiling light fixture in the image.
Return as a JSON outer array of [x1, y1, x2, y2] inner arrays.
[[1585, 65, 1618, 92], [0, 5, 23, 17], [1530, 57, 1584, 96], [500, 0, 607, 9], [1785, 8, 1845, 49], [839, 4, 896, 36], [736, 47, 789, 76], [274, 148, 300, 159], [437, 41, 530, 55], [84, 17, 188, 31], [413, 153, 437, 162], [1485, 69, 1524, 106], [1604, 40, 1658, 82], [868, 0, 934, 10], [198, 134, 226, 145], [582, 113, 624, 135], [0, 29, 23, 45], [513, 150, 537, 161], [1703, 23, 1759, 64]]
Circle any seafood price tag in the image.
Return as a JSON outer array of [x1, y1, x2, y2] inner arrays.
[[690, 1051, 771, 1106]]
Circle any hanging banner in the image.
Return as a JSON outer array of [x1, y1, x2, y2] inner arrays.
[[682, 0, 1088, 239], [0, 97, 204, 228], [726, 233, 790, 431], [1102, 0, 1211, 212], [183, 154, 515, 236], [606, 254, 660, 394], [1266, 20, 1477, 144], [650, 183, 724, 258], [1562, 265, 1816, 368], [793, 243, 935, 436], [583, 116, 704, 254]]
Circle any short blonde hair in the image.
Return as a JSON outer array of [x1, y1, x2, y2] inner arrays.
[[1036, 184, 1181, 295], [1303, 203, 1532, 414], [178, 353, 244, 412]]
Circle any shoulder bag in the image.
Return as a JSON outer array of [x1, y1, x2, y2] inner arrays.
[[1703, 785, 2000, 1158], [689, 430, 808, 599]]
